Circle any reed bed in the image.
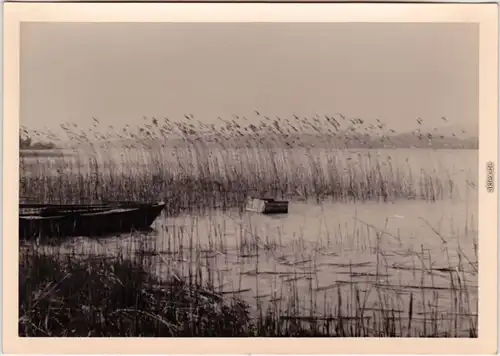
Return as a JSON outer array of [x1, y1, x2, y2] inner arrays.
[[20, 217, 478, 337], [20, 114, 476, 207], [19, 114, 478, 337], [20, 145, 472, 212]]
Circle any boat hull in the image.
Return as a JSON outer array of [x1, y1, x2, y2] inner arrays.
[[19, 202, 166, 240]]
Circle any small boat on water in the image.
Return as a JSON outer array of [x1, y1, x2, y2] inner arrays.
[[244, 197, 289, 214], [19, 201, 166, 239]]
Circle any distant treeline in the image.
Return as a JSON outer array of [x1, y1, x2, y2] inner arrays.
[[19, 134, 56, 150]]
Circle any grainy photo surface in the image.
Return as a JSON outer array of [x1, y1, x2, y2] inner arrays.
[[17, 21, 480, 339], [19, 23, 479, 337]]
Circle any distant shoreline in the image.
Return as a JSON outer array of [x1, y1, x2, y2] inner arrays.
[[19, 149, 68, 158]]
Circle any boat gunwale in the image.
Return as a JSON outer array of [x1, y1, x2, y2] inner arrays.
[[19, 202, 166, 218], [19, 201, 166, 209]]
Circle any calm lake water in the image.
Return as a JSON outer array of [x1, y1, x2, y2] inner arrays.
[[23, 147, 479, 336]]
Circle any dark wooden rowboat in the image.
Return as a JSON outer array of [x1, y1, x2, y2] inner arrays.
[[19, 201, 166, 239]]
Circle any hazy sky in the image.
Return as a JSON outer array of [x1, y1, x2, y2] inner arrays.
[[20, 22, 478, 136]]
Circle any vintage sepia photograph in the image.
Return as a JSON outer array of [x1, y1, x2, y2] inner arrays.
[[3, 2, 498, 354]]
